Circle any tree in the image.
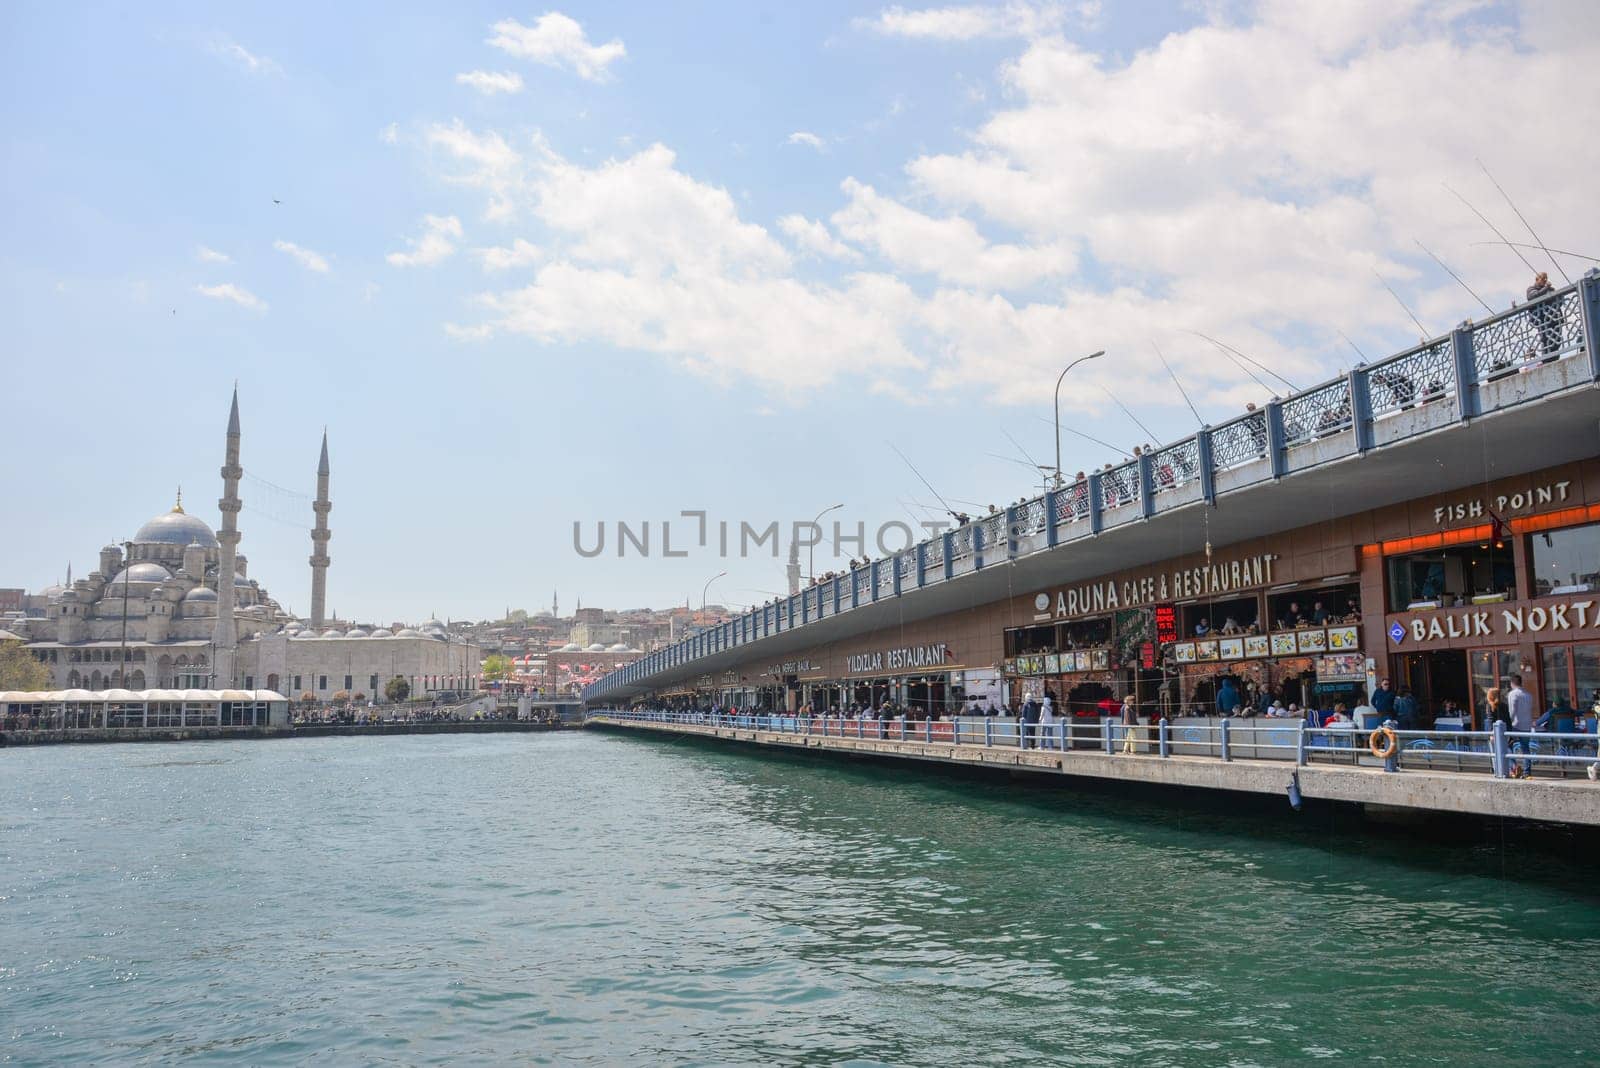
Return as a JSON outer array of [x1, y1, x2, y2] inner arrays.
[[0, 641, 51, 691], [331, 689, 350, 706], [385, 676, 411, 703], [352, 691, 367, 704], [481, 654, 513, 683], [299, 691, 317, 707]]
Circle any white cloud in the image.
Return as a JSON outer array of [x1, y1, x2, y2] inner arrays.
[[209, 37, 281, 75], [831, 178, 1074, 289], [273, 239, 331, 274], [444, 322, 494, 341], [403, 5, 1600, 411], [424, 119, 526, 220], [487, 12, 626, 82], [787, 131, 826, 150], [196, 282, 267, 311], [379, 122, 399, 145], [456, 70, 525, 95], [195, 245, 231, 264], [777, 215, 860, 261], [476, 238, 541, 271], [861, 2, 1076, 40], [386, 215, 464, 268]]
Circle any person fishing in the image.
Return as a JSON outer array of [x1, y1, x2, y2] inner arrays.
[[1526, 271, 1560, 359]]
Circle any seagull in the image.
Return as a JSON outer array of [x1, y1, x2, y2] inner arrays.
[[272, 198, 281, 205]]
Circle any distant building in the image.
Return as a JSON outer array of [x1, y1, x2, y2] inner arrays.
[[10, 390, 478, 701]]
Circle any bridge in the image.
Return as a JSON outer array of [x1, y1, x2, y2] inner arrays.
[[587, 274, 1600, 703]]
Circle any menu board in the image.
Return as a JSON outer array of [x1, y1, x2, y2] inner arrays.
[[1197, 640, 1219, 662], [1046, 654, 1063, 674], [1174, 643, 1197, 663], [1316, 654, 1366, 682], [1327, 625, 1359, 651], [1271, 633, 1298, 656], [1244, 635, 1271, 659], [1219, 637, 1245, 660], [1075, 651, 1092, 671], [1296, 629, 1328, 653], [1091, 649, 1110, 670]]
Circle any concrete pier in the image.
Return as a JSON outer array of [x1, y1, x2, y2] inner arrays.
[[588, 715, 1600, 827]]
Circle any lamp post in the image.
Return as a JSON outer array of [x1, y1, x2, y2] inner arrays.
[[807, 503, 844, 583], [701, 571, 727, 613], [1055, 351, 1105, 486]]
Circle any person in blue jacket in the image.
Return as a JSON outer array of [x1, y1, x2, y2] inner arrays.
[[1216, 678, 1241, 717]]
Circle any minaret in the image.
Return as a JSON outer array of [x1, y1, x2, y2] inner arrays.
[[786, 540, 801, 595], [309, 430, 332, 629], [214, 388, 243, 687]]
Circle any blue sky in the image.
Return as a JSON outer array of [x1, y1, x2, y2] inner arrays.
[[4, 1, 1597, 623]]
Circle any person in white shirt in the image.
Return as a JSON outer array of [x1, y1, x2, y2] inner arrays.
[[1353, 693, 1379, 728], [1039, 692, 1057, 749], [1506, 674, 1535, 777]]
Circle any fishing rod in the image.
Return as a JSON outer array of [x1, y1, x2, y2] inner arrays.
[[1029, 415, 1134, 459], [1477, 158, 1571, 286], [1444, 182, 1539, 276], [1414, 238, 1494, 316], [1099, 385, 1161, 442], [1188, 331, 1299, 393], [1337, 329, 1370, 365], [1151, 341, 1203, 427], [886, 441, 959, 521], [1469, 240, 1599, 264], [1371, 268, 1433, 338], [1187, 337, 1271, 395]]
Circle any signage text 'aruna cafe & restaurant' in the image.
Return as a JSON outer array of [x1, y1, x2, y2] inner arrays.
[[1037, 553, 1278, 621]]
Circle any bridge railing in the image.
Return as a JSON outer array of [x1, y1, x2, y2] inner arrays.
[[584, 274, 1600, 703], [586, 709, 1600, 779]]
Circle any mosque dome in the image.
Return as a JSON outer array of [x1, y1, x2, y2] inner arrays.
[[133, 508, 219, 548], [320, 628, 343, 639], [394, 628, 423, 638], [345, 627, 370, 638], [109, 563, 173, 586], [607, 643, 629, 651], [585, 643, 606, 652], [182, 586, 218, 602], [560, 642, 582, 651], [370, 628, 394, 638], [291, 630, 318, 640]]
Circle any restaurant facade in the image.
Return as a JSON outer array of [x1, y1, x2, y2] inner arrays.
[[662, 457, 1599, 729]]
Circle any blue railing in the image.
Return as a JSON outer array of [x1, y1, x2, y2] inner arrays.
[[588, 275, 1600, 701], [589, 710, 1600, 779]]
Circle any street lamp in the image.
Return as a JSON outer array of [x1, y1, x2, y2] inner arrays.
[[701, 570, 727, 613], [807, 503, 845, 583], [1055, 351, 1105, 486]]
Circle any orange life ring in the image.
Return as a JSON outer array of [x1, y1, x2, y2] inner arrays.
[[1368, 725, 1398, 760]]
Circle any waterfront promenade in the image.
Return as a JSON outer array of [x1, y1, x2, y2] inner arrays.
[[589, 711, 1600, 827], [0, 719, 573, 746]]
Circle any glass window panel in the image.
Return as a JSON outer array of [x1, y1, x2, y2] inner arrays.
[[1572, 643, 1600, 715], [1541, 646, 1571, 709], [1529, 521, 1600, 596]]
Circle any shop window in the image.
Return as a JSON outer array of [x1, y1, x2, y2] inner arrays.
[[1470, 649, 1522, 725], [1060, 617, 1111, 649], [1529, 521, 1600, 596], [1267, 584, 1362, 630], [1181, 595, 1260, 638], [1387, 544, 1514, 611], [1541, 643, 1599, 717], [1006, 624, 1056, 656]]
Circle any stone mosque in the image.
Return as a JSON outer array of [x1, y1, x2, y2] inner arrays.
[[14, 390, 479, 701]]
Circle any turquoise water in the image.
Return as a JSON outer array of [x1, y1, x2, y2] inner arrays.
[[2, 731, 1596, 1065]]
